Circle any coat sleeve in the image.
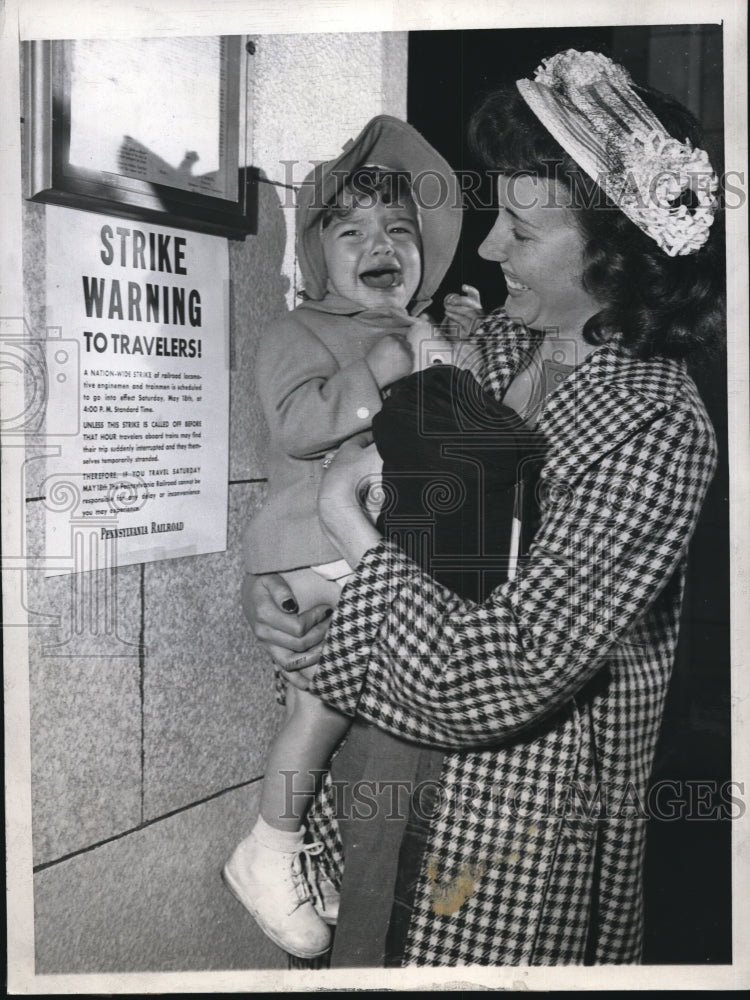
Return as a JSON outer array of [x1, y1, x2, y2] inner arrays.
[[310, 398, 717, 748], [257, 314, 384, 458]]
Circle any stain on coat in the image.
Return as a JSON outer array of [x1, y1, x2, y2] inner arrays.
[[427, 856, 488, 915]]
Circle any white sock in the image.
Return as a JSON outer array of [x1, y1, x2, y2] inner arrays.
[[252, 814, 306, 852]]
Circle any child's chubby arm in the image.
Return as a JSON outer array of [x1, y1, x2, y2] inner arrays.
[[257, 313, 411, 459]]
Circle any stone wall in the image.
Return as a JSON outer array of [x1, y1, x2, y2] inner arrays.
[[26, 30, 407, 973]]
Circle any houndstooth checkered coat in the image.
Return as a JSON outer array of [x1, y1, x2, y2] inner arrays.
[[307, 309, 718, 966]]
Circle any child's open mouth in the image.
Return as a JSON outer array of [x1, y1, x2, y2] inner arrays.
[[359, 266, 403, 289]]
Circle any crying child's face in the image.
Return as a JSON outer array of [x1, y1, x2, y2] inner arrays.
[[321, 196, 422, 312]]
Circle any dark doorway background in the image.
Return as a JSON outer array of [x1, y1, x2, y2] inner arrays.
[[407, 25, 731, 965]]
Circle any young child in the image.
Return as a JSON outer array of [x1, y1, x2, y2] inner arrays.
[[223, 116, 469, 959]]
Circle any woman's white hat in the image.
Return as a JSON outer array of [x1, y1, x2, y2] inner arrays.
[[516, 50, 719, 256]]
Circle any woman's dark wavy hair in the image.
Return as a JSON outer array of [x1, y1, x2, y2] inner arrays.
[[468, 79, 726, 362]]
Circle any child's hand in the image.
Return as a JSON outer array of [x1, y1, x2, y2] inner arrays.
[[443, 285, 484, 340], [366, 334, 414, 388]]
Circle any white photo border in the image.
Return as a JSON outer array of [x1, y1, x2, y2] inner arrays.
[[3, 0, 748, 993]]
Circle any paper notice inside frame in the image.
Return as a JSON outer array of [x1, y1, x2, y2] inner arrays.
[[43, 205, 229, 574], [68, 36, 237, 201]]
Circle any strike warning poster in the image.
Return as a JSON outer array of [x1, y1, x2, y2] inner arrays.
[[44, 205, 229, 573]]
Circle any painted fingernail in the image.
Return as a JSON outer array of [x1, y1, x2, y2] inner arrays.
[[282, 598, 298, 613], [324, 607, 333, 619]]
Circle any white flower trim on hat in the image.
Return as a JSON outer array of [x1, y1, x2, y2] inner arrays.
[[535, 48, 633, 91], [517, 49, 719, 257]]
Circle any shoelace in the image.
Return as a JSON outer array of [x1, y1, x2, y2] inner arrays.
[[288, 840, 325, 914]]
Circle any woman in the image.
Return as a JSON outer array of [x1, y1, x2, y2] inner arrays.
[[244, 49, 724, 965]]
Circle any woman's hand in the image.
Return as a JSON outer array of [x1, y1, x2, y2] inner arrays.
[[318, 433, 383, 568], [443, 285, 484, 339], [240, 571, 333, 690]]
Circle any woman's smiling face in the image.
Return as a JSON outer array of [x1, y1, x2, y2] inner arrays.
[[479, 174, 602, 336]]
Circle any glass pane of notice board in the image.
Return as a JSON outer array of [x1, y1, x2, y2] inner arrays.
[[24, 35, 256, 238]]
